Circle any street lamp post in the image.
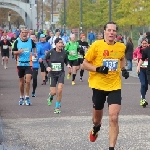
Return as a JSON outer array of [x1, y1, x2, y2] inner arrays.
[[8, 11, 11, 30], [36, 0, 39, 30], [80, 0, 83, 33], [42, 0, 44, 30], [51, 0, 54, 31], [108, 0, 112, 21], [64, 0, 66, 32]]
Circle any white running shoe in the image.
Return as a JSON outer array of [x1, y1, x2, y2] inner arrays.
[[4, 66, 7, 69]]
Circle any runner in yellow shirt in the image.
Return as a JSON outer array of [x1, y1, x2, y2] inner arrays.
[[83, 21, 129, 150]]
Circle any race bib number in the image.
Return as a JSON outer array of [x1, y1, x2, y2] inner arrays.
[[70, 50, 76, 56], [78, 54, 83, 58], [32, 56, 37, 62], [51, 63, 62, 71], [3, 45, 8, 49], [103, 59, 118, 71], [22, 48, 29, 52], [141, 61, 148, 67]]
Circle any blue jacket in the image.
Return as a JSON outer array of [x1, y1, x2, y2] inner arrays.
[[37, 42, 51, 58], [32, 44, 45, 69], [62, 35, 69, 43], [88, 32, 95, 41], [15, 30, 20, 38]]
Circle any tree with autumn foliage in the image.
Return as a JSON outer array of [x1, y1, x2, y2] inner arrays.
[[59, 0, 150, 30]]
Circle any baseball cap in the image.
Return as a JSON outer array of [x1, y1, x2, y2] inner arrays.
[[55, 29, 60, 33], [40, 34, 46, 38], [55, 38, 62, 45]]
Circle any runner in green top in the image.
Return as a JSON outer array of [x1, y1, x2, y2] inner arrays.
[[65, 34, 79, 85]]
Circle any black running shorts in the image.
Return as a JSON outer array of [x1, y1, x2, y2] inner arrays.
[[40, 61, 46, 72], [49, 71, 65, 87], [1, 51, 9, 58], [78, 58, 84, 65], [92, 88, 121, 110], [17, 66, 33, 78], [68, 59, 79, 67]]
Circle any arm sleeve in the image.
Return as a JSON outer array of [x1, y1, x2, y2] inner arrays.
[[48, 43, 51, 50], [48, 37, 52, 45], [43, 51, 50, 68], [32, 40, 36, 48], [64, 51, 68, 66], [8, 41, 12, 46], [12, 40, 18, 51], [84, 42, 97, 62], [64, 42, 69, 51], [40, 46, 45, 59], [141, 49, 148, 61], [133, 47, 138, 59]]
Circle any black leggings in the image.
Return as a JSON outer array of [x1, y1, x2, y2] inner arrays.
[[40, 61, 46, 72], [32, 68, 38, 93]]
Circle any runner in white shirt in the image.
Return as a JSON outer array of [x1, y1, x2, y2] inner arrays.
[[48, 29, 66, 48], [48, 29, 61, 48]]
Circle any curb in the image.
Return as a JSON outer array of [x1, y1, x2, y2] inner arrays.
[[0, 118, 5, 150]]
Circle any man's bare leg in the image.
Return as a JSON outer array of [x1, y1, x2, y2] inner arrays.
[[108, 104, 121, 148]]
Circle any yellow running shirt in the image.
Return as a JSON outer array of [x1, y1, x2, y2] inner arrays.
[[84, 40, 126, 91]]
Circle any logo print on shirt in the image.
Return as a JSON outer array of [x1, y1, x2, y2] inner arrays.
[[103, 50, 109, 56]]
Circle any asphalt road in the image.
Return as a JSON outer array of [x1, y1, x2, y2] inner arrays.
[[0, 58, 150, 150]]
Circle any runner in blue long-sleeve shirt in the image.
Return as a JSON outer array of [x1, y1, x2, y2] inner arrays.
[[37, 34, 52, 85], [30, 34, 45, 97]]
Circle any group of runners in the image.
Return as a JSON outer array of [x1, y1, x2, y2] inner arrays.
[[1, 28, 89, 112], [1, 21, 150, 150]]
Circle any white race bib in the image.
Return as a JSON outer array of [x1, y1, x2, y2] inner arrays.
[[32, 56, 37, 62], [78, 54, 83, 58], [51, 63, 62, 71], [70, 50, 76, 56], [3, 45, 8, 49], [103, 59, 118, 71], [141, 61, 148, 67], [22, 48, 29, 52]]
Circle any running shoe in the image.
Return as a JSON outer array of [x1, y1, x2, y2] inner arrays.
[[54, 108, 61, 114], [72, 81, 75, 85], [89, 130, 98, 142], [144, 99, 148, 105], [47, 95, 53, 106], [80, 77, 83, 82], [41, 81, 46, 85], [4, 66, 7, 69], [67, 74, 71, 79], [140, 99, 144, 106], [140, 99, 148, 108], [19, 98, 24, 105], [45, 76, 48, 82], [25, 97, 31, 106], [32, 93, 36, 97]]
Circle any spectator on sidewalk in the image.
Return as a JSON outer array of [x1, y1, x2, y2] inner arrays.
[[125, 37, 134, 71], [138, 32, 144, 47], [88, 30, 95, 45]]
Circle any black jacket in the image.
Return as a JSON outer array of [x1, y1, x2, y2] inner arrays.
[[125, 42, 134, 60]]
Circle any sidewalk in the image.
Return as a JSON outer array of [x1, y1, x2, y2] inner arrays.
[[128, 61, 138, 78]]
